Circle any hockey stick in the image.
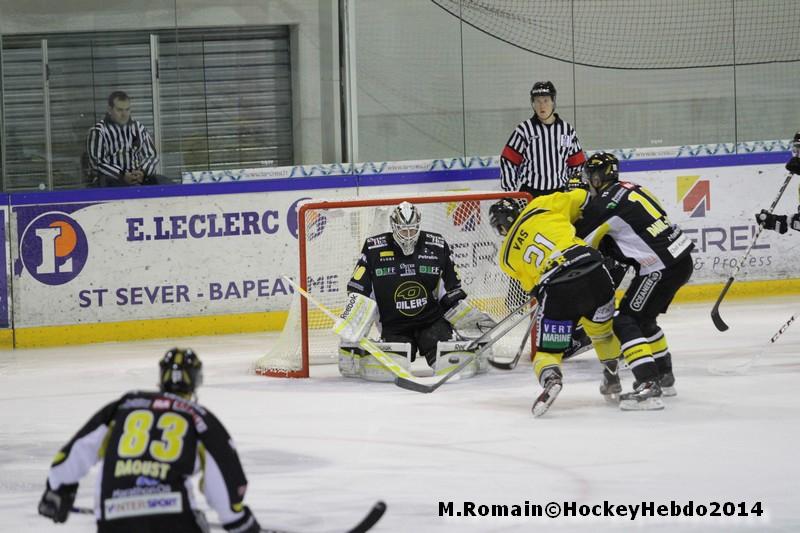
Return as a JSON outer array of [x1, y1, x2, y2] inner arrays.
[[488, 309, 536, 370], [395, 295, 538, 393], [709, 311, 799, 375], [74, 501, 386, 533], [711, 172, 794, 331], [283, 277, 414, 380]]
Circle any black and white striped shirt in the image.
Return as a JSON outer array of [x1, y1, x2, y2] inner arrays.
[[86, 115, 159, 181], [500, 114, 585, 194]]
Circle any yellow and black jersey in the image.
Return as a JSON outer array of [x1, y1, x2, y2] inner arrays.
[[575, 181, 694, 275], [46, 391, 249, 524], [498, 189, 593, 293]]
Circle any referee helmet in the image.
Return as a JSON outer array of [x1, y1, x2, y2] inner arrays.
[[530, 81, 556, 103]]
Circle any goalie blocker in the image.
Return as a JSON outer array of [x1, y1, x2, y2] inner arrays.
[[332, 292, 379, 344]]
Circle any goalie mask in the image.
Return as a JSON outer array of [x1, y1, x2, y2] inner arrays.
[[159, 347, 203, 396], [390, 201, 421, 255], [583, 152, 619, 197], [489, 198, 522, 237]]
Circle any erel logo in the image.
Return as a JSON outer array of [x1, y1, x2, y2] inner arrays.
[[677, 176, 710, 218]]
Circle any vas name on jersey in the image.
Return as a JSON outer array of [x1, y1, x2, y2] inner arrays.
[[512, 229, 530, 250]]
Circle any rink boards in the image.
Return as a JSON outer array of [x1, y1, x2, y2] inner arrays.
[[2, 150, 800, 348]]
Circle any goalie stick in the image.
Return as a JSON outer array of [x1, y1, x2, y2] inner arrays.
[[709, 311, 799, 375], [73, 501, 387, 533], [283, 276, 414, 380], [711, 172, 794, 331], [395, 295, 538, 393], [488, 309, 536, 371]]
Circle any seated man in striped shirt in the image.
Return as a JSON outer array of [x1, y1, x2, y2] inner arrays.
[[85, 91, 163, 187]]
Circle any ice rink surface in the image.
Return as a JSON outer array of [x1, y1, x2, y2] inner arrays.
[[1, 296, 799, 532]]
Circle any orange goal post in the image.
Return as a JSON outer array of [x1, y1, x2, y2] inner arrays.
[[254, 191, 533, 378]]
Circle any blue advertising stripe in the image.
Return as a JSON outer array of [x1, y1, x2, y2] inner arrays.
[[8, 175, 359, 206], [0, 200, 8, 330], [619, 151, 791, 173], [356, 167, 498, 186], [6, 150, 792, 207], [0, 211, 7, 328]]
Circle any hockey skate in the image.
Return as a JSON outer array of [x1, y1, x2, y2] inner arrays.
[[599, 362, 622, 404], [659, 371, 677, 397], [619, 380, 664, 411], [531, 371, 563, 418]]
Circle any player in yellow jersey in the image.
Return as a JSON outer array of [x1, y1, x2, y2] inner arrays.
[[489, 190, 622, 417]]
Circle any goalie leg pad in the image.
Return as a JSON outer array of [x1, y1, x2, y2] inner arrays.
[[434, 340, 490, 379], [338, 341, 367, 378], [359, 342, 412, 382]]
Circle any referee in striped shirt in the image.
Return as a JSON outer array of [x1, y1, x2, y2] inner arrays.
[[86, 91, 162, 187], [499, 81, 592, 361], [500, 81, 586, 197]]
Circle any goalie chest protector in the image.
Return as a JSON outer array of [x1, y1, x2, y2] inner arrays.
[[346, 231, 462, 330]]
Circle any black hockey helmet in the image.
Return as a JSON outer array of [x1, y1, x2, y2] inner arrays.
[[530, 81, 556, 102], [792, 131, 800, 157], [159, 348, 203, 395], [489, 198, 523, 237], [583, 152, 619, 196]]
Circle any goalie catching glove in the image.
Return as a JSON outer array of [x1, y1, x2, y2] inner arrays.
[[333, 292, 379, 343], [444, 299, 496, 331]]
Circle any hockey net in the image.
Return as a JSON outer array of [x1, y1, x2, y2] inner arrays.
[[254, 191, 533, 377]]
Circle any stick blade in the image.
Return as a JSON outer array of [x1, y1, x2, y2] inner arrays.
[[488, 358, 516, 370], [710, 277, 734, 332], [394, 376, 434, 393], [710, 306, 729, 332], [348, 501, 387, 533]]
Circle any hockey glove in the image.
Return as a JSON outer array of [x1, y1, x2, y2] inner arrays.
[[332, 292, 378, 343], [444, 299, 496, 331], [755, 209, 788, 234], [38, 481, 77, 523], [223, 506, 261, 533], [786, 156, 800, 175], [791, 211, 800, 232]]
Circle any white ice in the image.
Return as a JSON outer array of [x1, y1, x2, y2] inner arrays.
[[2, 296, 799, 532]]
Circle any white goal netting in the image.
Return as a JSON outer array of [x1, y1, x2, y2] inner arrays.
[[255, 191, 533, 377]]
